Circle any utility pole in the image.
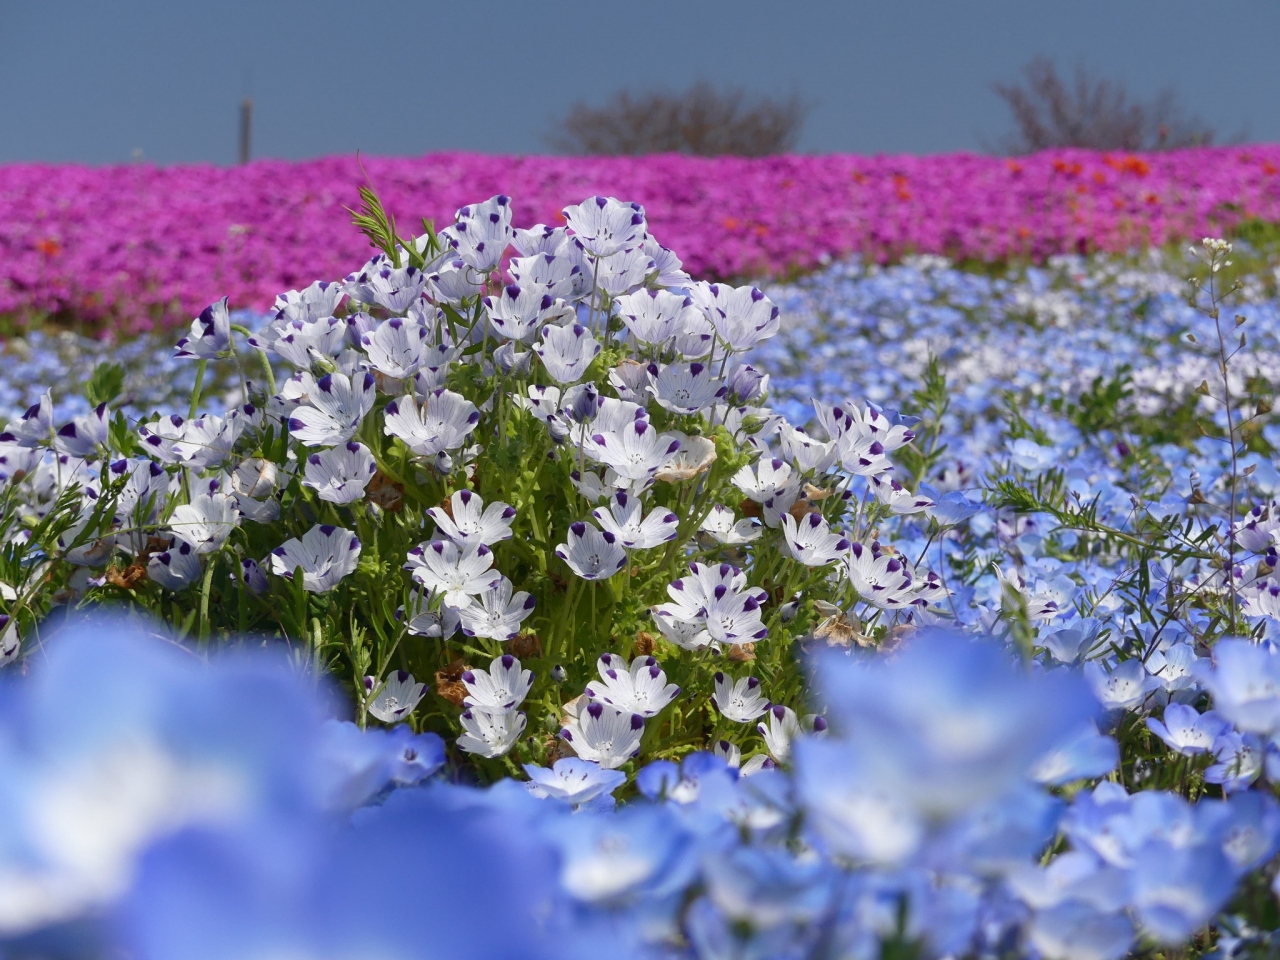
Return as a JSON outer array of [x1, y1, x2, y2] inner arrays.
[[239, 98, 253, 165]]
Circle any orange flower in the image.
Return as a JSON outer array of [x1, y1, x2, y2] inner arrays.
[[35, 238, 61, 257]]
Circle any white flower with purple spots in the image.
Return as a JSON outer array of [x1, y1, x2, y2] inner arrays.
[[555, 521, 627, 581], [458, 708, 526, 758], [169, 492, 239, 555], [534, 323, 601, 384], [485, 283, 574, 343], [270, 524, 361, 593], [732, 457, 794, 503], [690, 282, 780, 352], [147, 538, 202, 591], [591, 492, 679, 551], [2, 392, 53, 447], [713, 673, 771, 723], [560, 702, 645, 769], [343, 255, 428, 313], [383, 389, 480, 459], [360, 318, 431, 379], [781, 512, 852, 566], [427, 490, 516, 546], [586, 421, 681, 482], [699, 504, 762, 545], [451, 195, 514, 272], [53, 404, 109, 458], [405, 540, 501, 608], [272, 280, 344, 324], [175, 297, 232, 359], [269, 316, 349, 368], [561, 196, 646, 258], [462, 654, 534, 714], [457, 579, 536, 641], [646, 361, 727, 415], [584, 654, 679, 718], [614, 289, 700, 346], [869, 473, 936, 515], [303, 442, 377, 505], [364, 670, 427, 724], [288, 373, 377, 447]]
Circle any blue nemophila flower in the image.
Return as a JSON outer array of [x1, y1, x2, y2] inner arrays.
[[1195, 638, 1280, 735], [712, 672, 770, 723], [556, 520, 627, 581], [405, 539, 501, 608], [1146, 703, 1231, 756], [1030, 725, 1119, 785], [525, 757, 626, 807], [363, 670, 427, 725], [426, 489, 516, 546], [560, 701, 645, 770], [174, 297, 232, 360], [458, 579, 536, 641], [805, 631, 1099, 820], [270, 524, 360, 593], [2, 390, 54, 447], [1205, 730, 1264, 791], [592, 491, 678, 550], [584, 653, 680, 718], [382, 388, 479, 458], [561, 196, 646, 259]]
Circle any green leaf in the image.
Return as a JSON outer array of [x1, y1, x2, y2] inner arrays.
[[84, 361, 125, 407]]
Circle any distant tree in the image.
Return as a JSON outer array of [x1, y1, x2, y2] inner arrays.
[[549, 81, 809, 156], [991, 57, 1217, 153]]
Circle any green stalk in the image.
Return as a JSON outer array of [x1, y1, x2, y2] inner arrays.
[[188, 359, 207, 421]]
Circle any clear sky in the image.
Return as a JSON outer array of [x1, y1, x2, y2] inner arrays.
[[2, 0, 1277, 165]]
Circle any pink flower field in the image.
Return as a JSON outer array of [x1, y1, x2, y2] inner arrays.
[[5, 146, 1280, 333]]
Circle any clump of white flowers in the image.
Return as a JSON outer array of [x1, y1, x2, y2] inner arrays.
[[0, 190, 954, 775]]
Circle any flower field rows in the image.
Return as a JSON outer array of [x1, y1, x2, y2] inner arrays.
[[6, 185, 1280, 958], [6, 146, 1280, 332]]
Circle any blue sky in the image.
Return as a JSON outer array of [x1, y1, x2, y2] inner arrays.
[[3, 0, 1277, 165]]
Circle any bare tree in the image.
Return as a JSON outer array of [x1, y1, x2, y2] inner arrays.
[[549, 81, 809, 156], [991, 57, 1216, 153]]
